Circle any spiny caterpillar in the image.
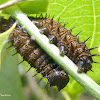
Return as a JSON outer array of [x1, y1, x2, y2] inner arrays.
[[31, 14, 99, 73], [0, 14, 99, 90], [1, 16, 69, 90]]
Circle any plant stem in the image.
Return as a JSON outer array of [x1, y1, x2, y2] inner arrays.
[[6, 5, 100, 100]]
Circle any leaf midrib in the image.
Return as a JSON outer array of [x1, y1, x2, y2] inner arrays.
[[90, 0, 96, 48]]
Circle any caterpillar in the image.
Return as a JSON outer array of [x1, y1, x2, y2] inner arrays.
[[1, 16, 69, 91], [0, 17, 14, 33], [31, 14, 99, 73], [0, 14, 99, 90]]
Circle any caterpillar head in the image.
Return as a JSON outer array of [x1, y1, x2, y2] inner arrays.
[[49, 71, 69, 91], [77, 59, 92, 73]]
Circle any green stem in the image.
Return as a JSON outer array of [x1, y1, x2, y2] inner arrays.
[[6, 5, 100, 100]]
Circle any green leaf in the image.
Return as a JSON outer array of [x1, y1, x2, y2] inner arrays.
[[0, 44, 25, 100], [0, 21, 23, 100], [47, 0, 100, 97], [0, 0, 48, 14], [0, 22, 17, 69], [17, 0, 48, 14]]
